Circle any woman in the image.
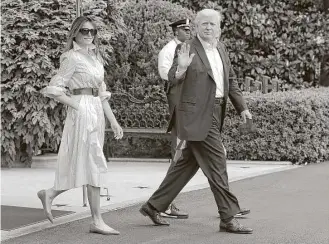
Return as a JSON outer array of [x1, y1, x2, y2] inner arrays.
[[38, 16, 123, 235]]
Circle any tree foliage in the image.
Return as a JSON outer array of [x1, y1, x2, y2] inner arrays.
[[106, 0, 195, 99], [171, 0, 329, 89]]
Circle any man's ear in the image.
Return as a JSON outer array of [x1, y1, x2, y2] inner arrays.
[[172, 28, 177, 36]]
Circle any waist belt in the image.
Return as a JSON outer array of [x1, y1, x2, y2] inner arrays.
[[214, 97, 224, 105], [72, 88, 99, 97]]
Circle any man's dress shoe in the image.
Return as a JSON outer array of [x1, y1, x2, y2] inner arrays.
[[218, 208, 251, 218], [219, 218, 253, 234], [139, 203, 170, 226], [160, 203, 189, 219], [235, 208, 250, 217]]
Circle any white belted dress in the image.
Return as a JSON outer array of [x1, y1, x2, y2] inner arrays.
[[42, 42, 111, 190]]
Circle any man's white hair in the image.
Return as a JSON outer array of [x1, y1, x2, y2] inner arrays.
[[195, 9, 222, 25]]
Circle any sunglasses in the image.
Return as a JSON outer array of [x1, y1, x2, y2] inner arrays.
[[79, 28, 97, 36]]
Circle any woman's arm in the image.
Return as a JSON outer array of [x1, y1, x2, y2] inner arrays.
[[102, 100, 123, 139], [54, 94, 80, 110], [41, 51, 77, 107], [102, 100, 119, 125]]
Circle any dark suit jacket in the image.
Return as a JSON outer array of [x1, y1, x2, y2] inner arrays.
[[167, 37, 248, 141]]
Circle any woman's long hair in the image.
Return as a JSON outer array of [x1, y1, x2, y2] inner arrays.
[[64, 16, 103, 62]]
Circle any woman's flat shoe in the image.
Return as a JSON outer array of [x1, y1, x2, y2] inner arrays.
[[90, 223, 120, 235], [37, 190, 54, 223]]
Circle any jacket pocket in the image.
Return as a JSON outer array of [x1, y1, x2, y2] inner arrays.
[[181, 94, 196, 103], [178, 101, 196, 112]]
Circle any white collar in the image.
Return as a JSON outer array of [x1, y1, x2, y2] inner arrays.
[[174, 37, 182, 45], [197, 35, 217, 50], [73, 41, 96, 52]]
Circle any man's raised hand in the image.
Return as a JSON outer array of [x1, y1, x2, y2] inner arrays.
[[177, 43, 195, 70]]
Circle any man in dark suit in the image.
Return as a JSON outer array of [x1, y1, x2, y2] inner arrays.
[[140, 9, 253, 234]]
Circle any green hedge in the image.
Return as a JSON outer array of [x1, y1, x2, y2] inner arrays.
[[223, 87, 329, 164], [106, 88, 329, 164], [105, 135, 171, 159]]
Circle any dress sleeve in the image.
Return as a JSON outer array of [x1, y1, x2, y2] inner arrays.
[[41, 51, 76, 98], [99, 81, 111, 101]]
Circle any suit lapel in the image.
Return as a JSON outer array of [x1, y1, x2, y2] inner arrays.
[[193, 38, 215, 82], [192, 37, 230, 98], [216, 44, 229, 98]]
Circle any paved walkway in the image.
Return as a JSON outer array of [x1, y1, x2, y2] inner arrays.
[[1, 162, 325, 244], [1, 159, 296, 241]]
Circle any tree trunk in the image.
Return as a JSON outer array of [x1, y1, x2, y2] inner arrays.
[[319, 55, 329, 87], [324, 0, 329, 13]]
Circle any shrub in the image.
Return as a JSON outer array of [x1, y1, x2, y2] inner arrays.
[[105, 135, 171, 159], [105, 88, 329, 164], [1, 0, 75, 167], [223, 87, 329, 164]]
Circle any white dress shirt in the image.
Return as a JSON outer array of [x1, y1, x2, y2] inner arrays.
[[175, 36, 225, 98], [158, 38, 181, 81], [197, 35, 224, 98]]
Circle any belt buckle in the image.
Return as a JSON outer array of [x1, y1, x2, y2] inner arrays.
[[92, 88, 98, 97], [215, 97, 224, 105]]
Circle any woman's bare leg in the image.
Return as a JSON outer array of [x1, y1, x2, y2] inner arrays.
[[37, 188, 66, 223], [87, 185, 119, 235]]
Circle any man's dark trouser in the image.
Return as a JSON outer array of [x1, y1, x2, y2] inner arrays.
[[148, 101, 241, 220], [166, 89, 178, 173], [167, 87, 181, 172]]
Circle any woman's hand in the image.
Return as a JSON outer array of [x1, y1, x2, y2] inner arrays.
[[101, 101, 123, 139], [111, 122, 123, 140], [52, 94, 80, 110], [241, 110, 252, 123], [69, 96, 81, 110], [71, 101, 80, 110]]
